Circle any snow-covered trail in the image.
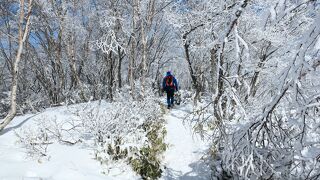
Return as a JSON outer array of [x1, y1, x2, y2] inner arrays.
[[162, 106, 212, 180]]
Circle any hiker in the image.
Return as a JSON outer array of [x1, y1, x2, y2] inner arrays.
[[162, 71, 178, 109]]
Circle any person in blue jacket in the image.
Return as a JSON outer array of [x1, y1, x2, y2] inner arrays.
[[162, 71, 178, 109]]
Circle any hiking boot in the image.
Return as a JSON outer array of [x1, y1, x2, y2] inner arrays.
[[167, 105, 171, 109]]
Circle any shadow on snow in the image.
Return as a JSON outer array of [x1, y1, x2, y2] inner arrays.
[[0, 114, 38, 135], [163, 156, 212, 180]]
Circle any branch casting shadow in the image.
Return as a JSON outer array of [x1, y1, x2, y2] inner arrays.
[[0, 114, 39, 136]]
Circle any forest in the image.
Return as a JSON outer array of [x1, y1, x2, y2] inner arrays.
[[0, 0, 320, 179]]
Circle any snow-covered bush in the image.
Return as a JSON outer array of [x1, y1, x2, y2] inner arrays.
[[130, 120, 167, 180], [75, 86, 167, 178], [15, 123, 52, 160], [13, 80, 168, 178], [15, 114, 83, 160], [178, 90, 193, 105]]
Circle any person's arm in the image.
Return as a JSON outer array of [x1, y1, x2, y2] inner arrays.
[[162, 77, 166, 91]]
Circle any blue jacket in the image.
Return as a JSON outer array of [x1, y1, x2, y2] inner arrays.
[[162, 75, 178, 91]]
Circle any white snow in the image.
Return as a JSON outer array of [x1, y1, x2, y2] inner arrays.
[[0, 104, 138, 180], [269, 6, 276, 21], [0, 102, 212, 180], [162, 106, 211, 179], [315, 36, 320, 50]]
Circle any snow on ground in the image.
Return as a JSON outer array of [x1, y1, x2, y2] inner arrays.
[[0, 102, 211, 180], [0, 102, 138, 180], [162, 105, 212, 180]]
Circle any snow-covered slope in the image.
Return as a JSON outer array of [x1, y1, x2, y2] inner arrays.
[[0, 102, 211, 180], [0, 103, 138, 180]]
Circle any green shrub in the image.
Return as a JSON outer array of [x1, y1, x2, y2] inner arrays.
[[106, 137, 128, 161], [130, 120, 167, 180], [94, 136, 128, 165]]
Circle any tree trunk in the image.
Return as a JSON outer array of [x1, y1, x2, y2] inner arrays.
[[67, 34, 87, 102], [182, 24, 204, 104], [210, 46, 218, 93], [248, 42, 276, 98], [104, 51, 114, 101], [0, 0, 33, 132], [213, 0, 250, 122], [141, 25, 147, 97], [129, 0, 138, 98], [129, 38, 135, 98], [183, 37, 201, 104], [56, 23, 65, 101], [117, 46, 123, 89]]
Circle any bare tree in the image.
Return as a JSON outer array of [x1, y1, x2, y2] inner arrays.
[[182, 23, 204, 103], [0, 0, 33, 132]]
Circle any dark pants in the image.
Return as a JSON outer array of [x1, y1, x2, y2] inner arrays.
[[166, 89, 174, 107]]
